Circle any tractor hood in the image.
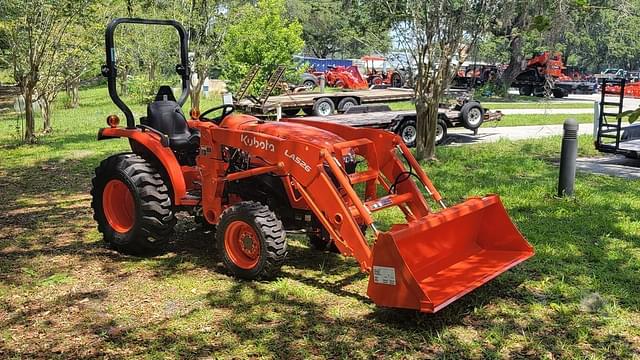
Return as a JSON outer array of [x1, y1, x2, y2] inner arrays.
[[221, 114, 347, 150]]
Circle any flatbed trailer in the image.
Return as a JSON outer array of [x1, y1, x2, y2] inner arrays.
[[292, 104, 502, 147], [235, 88, 414, 117]]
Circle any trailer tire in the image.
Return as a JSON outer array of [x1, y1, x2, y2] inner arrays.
[[519, 85, 533, 96], [397, 119, 417, 147], [436, 118, 448, 145], [391, 73, 403, 88], [460, 102, 484, 130], [312, 97, 335, 116], [91, 153, 176, 255], [552, 88, 566, 98], [217, 201, 286, 280], [337, 97, 358, 112]]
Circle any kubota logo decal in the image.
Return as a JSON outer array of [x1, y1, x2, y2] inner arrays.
[[240, 134, 275, 152], [285, 149, 311, 172]]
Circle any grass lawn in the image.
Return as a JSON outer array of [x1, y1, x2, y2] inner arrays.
[[491, 113, 593, 127], [1, 86, 639, 358]]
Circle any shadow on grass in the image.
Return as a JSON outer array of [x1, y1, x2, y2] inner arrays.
[[1, 139, 640, 357]]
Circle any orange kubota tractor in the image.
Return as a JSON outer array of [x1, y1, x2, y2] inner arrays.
[[92, 19, 533, 313]]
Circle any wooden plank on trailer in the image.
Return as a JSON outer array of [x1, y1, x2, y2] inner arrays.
[[236, 88, 415, 114], [297, 110, 416, 128]]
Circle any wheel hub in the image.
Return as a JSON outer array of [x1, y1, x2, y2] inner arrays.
[[318, 103, 331, 116], [468, 108, 482, 126], [225, 221, 261, 269], [402, 125, 417, 144], [102, 179, 135, 233]]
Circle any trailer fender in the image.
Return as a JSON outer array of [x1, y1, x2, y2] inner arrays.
[[98, 127, 187, 204]]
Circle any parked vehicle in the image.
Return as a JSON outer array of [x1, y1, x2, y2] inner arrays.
[[93, 18, 533, 314]]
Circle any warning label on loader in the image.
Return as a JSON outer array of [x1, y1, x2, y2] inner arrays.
[[373, 266, 396, 285]]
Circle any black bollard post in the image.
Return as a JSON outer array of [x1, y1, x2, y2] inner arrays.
[[558, 118, 578, 197]]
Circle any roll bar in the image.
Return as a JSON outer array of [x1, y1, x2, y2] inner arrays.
[[101, 18, 190, 129]]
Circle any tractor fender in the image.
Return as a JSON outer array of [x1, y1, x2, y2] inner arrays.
[[98, 127, 187, 204]]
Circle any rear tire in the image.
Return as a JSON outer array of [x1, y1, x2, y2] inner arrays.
[[312, 97, 335, 116], [216, 201, 286, 279], [519, 85, 533, 96], [391, 73, 403, 88], [552, 88, 566, 98], [91, 153, 176, 254], [337, 97, 358, 112]]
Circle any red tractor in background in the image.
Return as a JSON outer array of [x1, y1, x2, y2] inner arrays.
[[361, 56, 404, 88], [91, 18, 533, 314], [513, 51, 570, 98], [325, 65, 369, 90]]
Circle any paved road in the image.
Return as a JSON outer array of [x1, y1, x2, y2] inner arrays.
[[576, 156, 640, 179], [447, 123, 593, 145]]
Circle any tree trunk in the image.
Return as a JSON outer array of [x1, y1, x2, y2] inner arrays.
[[72, 82, 79, 107], [66, 79, 80, 108], [119, 66, 129, 96], [149, 62, 156, 82], [65, 81, 80, 108], [41, 97, 52, 133], [415, 97, 437, 161], [499, 35, 525, 95], [189, 72, 207, 112], [24, 86, 36, 143]]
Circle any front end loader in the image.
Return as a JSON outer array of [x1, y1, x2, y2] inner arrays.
[[91, 18, 533, 313]]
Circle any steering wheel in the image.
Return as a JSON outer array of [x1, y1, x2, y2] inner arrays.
[[199, 104, 235, 124]]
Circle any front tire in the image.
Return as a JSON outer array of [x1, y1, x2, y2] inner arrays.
[[91, 154, 176, 254], [216, 201, 287, 279]]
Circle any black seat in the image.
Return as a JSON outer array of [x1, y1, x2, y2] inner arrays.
[[141, 86, 199, 151]]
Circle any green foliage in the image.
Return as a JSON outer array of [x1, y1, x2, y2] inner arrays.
[[476, 82, 508, 97], [287, 0, 390, 59], [128, 76, 166, 104], [221, 0, 304, 94], [618, 108, 640, 124]]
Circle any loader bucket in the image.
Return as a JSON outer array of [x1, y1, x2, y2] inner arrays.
[[367, 195, 533, 313]]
